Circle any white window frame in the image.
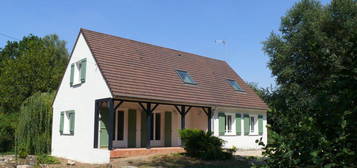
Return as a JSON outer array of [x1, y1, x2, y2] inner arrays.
[[224, 113, 235, 135], [72, 61, 82, 85], [151, 112, 161, 141], [63, 111, 71, 135], [249, 115, 258, 135]]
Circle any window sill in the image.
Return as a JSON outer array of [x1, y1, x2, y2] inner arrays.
[[60, 133, 74, 136]]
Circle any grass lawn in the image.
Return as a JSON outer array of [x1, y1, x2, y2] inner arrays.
[[109, 153, 265, 168], [2, 152, 265, 168]]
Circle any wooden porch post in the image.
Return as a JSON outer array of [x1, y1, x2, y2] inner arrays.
[[146, 103, 152, 149], [93, 100, 100, 148], [180, 106, 186, 130], [208, 107, 212, 132], [108, 99, 114, 150]]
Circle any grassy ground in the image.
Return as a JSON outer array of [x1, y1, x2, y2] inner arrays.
[[111, 153, 265, 168], [48, 153, 265, 168], [2, 152, 265, 168]]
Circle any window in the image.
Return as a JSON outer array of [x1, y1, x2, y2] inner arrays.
[[73, 61, 82, 85], [227, 79, 244, 92], [60, 110, 75, 135], [176, 70, 196, 84], [150, 113, 161, 140], [70, 58, 87, 86], [116, 111, 124, 140], [224, 113, 235, 135], [250, 115, 258, 135]]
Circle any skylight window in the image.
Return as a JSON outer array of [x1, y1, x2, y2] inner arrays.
[[227, 79, 244, 92], [176, 70, 196, 84]]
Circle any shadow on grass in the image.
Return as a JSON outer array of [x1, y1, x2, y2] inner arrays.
[[131, 153, 265, 168]]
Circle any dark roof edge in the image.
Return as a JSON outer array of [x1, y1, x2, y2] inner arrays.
[[51, 31, 81, 106]]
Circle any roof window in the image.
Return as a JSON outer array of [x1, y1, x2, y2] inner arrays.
[[227, 79, 244, 92], [176, 70, 196, 84]]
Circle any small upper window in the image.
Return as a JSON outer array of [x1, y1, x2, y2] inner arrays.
[[176, 70, 196, 84], [227, 79, 244, 91]]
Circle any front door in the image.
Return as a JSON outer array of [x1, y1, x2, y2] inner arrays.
[[127, 109, 137, 147], [99, 106, 109, 148]]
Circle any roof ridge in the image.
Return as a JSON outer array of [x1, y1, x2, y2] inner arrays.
[[80, 28, 226, 63]]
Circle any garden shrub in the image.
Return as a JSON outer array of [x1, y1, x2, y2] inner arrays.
[[36, 154, 60, 164], [179, 129, 233, 160]]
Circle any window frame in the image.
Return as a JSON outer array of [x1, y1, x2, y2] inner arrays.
[[72, 61, 82, 85], [176, 70, 197, 85], [224, 113, 235, 135], [61, 111, 75, 136], [227, 79, 244, 92], [249, 115, 258, 135], [150, 112, 161, 141]]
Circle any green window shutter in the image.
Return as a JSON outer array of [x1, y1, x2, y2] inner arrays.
[[80, 59, 87, 83], [258, 115, 263, 135], [70, 63, 75, 86], [59, 112, 64, 135], [235, 113, 242, 135], [218, 112, 225, 136], [164, 112, 172, 147], [128, 109, 137, 148], [244, 114, 250, 135], [69, 110, 75, 135], [141, 110, 147, 147]]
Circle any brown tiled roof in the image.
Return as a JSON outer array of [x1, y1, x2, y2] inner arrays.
[[81, 28, 268, 110]]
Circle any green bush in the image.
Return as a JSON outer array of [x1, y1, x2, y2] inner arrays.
[[18, 146, 28, 159], [36, 154, 60, 164], [179, 129, 233, 160]]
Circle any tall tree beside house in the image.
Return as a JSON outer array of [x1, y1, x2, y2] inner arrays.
[[0, 34, 68, 113], [0, 34, 69, 152], [261, 0, 356, 167], [16, 92, 55, 155]]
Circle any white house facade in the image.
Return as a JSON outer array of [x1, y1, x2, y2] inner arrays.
[[51, 29, 268, 164]]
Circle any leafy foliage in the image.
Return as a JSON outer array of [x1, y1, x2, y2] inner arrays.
[[260, 0, 357, 167], [16, 92, 55, 155], [36, 154, 60, 164], [0, 112, 17, 152], [0, 34, 68, 113], [179, 129, 233, 160], [0, 34, 68, 153]]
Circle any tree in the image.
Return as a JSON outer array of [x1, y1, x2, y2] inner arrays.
[[0, 34, 68, 153], [16, 92, 55, 155], [0, 34, 68, 113], [261, 0, 356, 167]]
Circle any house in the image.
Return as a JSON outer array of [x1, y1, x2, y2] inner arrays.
[[51, 28, 268, 164]]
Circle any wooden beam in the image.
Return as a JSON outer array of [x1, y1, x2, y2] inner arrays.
[[114, 100, 124, 111], [146, 103, 152, 149], [108, 99, 114, 150], [207, 107, 212, 133], [93, 100, 100, 148], [151, 103, 159, 112]]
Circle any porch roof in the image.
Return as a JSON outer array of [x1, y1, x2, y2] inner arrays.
[[81, 29, 268, 110]]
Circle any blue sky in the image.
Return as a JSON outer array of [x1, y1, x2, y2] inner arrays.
[[0, 0, 330, 88]]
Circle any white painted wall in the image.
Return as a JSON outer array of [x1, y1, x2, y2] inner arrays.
[[51, 33, 112, 164], [212, 107, 267, 149], [112, 103, 182, 148]]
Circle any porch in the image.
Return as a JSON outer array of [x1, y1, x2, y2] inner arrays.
[[93, 97, 214, 155]]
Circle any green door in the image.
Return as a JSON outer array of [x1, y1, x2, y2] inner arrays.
[[164, 112, 172, 147], [128, 109, 137, 147], [100, 106, 109, 148]]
